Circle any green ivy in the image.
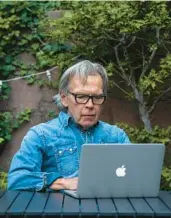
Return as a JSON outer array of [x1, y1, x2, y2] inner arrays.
[[48, 110, 58, 119], [0, 109, 31, 148], [0, 82, 11, 100], [0, 1, 69, 100]]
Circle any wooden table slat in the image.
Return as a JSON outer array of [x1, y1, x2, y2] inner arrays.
[[113, 198, 135, 216], [25, 192, 49, 215], [0, 191, 5, 198], [159, 191, 171, 210], [7, 191, 34, 215], [80, 198, 98, 215], [0, 191, 20, 215], [63, 195, 80, 215], [97, 198, 117, 216], [0, 190, 171, 217], [145, 197, 171, 216], [44, 192, 63, 215], [129, 198, 154, 216]]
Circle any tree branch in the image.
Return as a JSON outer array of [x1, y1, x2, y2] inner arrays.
[[112, 80, 132, 96], [114, 42, 129, 83], [98, 56, 107, 65], [112, 68, 130, 82], [141, 27, 160, 78], [141, 43, 146, 70], [133, 64, 142, 70], [141, 47, 157, 78], [103, 31, 118, 41], [161, 42, 169, 54], [104, 40, 130, 82], [148, 86, 171, 114], [123, 45, 136, 86], [156, 26, 160, 45], [126, 36, 136, 48]]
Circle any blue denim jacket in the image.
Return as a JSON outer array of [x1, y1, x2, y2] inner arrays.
[[8, 111, 130, 191]]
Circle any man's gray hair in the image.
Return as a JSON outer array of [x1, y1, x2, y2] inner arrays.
[[53, 60, 108, 112]]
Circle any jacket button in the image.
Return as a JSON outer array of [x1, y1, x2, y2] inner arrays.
[[58, 150, 63, 155]]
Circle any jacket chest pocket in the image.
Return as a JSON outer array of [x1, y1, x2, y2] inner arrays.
[[54, 144, 79, 177]]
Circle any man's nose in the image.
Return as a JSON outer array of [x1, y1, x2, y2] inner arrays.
[[85, 98, 94, 107]]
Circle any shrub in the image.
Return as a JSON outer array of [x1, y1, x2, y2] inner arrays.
[[0, 171, 7, 190], [161, 167, 171, 190], [116, 123, 171, 145]]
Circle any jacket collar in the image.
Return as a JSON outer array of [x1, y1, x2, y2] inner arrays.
[[58, 111, 71, 127]]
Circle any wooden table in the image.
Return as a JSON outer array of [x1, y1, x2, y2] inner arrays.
[[0, 190, 171, 218]]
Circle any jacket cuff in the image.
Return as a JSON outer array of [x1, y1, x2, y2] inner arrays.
[[36, 172, 62, 191]]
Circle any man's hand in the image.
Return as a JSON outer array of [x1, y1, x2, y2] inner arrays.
[[49, 177, 78, 190]]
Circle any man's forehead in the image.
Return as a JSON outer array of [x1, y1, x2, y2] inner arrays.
[[69, 73, 102, 84], [69, 74, 87, 84], [68, 74, 103, 93]]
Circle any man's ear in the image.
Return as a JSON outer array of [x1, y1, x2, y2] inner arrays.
[[60, 92, 68, 107]]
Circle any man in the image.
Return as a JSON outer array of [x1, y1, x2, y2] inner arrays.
[[8, 60, 130, 191]]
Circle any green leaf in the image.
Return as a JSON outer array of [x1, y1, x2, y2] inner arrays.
[[0, 138, 4, 144], [37, 79, 45, 87], [31, 43, 39, 51], [4, 134, 12, 141]]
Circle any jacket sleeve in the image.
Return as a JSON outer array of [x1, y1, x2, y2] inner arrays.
[[117, 128, 131, 143], [7, 128, 62, 191]]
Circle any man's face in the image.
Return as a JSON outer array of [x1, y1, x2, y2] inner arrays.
[[60, 74, 104, 130]]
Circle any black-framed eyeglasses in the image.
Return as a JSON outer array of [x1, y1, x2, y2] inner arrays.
[[68, 91, 106, 105]]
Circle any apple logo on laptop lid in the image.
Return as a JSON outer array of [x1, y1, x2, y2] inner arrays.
[[116, 165, 126, 177]]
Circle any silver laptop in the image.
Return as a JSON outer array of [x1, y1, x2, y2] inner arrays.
[[64, 143, 165, 198]]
